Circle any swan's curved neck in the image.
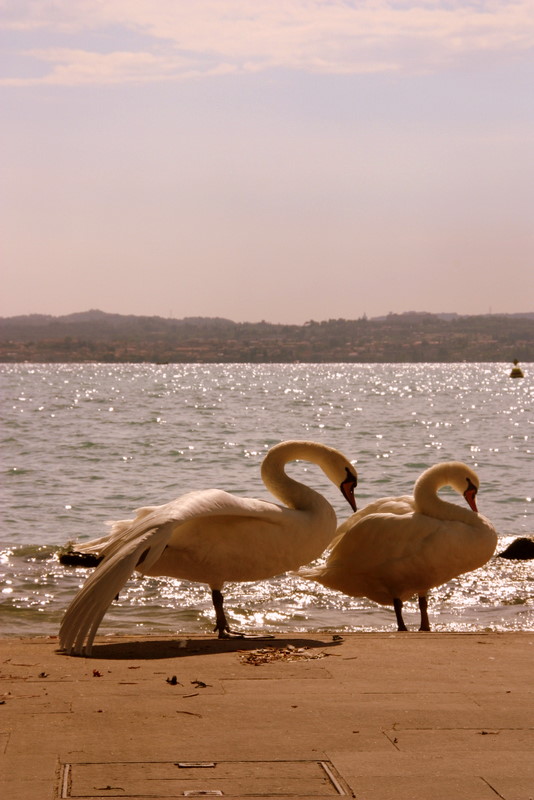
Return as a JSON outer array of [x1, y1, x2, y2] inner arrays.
[[413, 464, 477, 523], [261, 441, 333, 511]]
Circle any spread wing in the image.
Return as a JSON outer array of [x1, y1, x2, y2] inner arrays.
[[59, 525, 171, 656], [59, 489, 281, 656]]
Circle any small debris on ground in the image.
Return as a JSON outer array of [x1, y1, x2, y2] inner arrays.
[[176, 709, 202, 717], [239, 645, 327, 666]]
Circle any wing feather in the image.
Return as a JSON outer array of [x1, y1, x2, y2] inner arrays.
[[59, 526, 171, 655], [60, 489, 284, 655]]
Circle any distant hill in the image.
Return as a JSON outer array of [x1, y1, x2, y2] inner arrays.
[[0, 310, 533, 363]]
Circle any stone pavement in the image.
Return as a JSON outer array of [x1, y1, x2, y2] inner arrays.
[[1, 632, 532, 799]]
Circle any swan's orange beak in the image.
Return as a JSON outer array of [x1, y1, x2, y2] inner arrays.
[[341, 469, 357, 511], [463, 479, 478, 513]]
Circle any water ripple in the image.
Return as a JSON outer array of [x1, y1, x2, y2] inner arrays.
[[1, 362, 532, 636]]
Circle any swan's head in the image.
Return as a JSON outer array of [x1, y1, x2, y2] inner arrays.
[[445, 462, 480, 513], [315, 445, 357, 511], [462, 476, 479, 513], [264, 440, 358, 511], [415, 461, 481, 513], [340, 466, 358, 511]]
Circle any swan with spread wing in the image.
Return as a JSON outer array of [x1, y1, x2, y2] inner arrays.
[[297, 462, 497, 631], [59, 440, 357, 655]]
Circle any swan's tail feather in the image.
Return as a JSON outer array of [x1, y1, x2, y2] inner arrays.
[[58, 507, 158, 564], [59, 525, 171, 656], [64, 532, 120, 556]]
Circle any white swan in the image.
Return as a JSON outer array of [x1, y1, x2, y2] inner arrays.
[[59, 440, 357, 655], [297, 462, 497, 631]]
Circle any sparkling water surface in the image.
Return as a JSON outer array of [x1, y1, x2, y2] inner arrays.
[[1, 362, 532, 638]]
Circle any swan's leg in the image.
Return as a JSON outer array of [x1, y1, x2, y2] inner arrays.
[[418, 595, 431, 631], [393, 598, 408, 631], [210, 589, 274, 639], [211, 589, 231, 637], [211, 589, 244, 639]]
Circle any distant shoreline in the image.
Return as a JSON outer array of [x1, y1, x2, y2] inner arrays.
[[1, 359, 533, 366], [1, 310, 533, 363]]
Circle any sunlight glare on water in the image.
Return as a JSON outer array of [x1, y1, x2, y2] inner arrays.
[[0, 362, 532, 637]]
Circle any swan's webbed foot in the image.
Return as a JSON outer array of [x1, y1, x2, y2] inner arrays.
[[393, 598, 408, 632], [215, 625, 246, 640], [210, 589, 274, 639], [211, 589, 249, 638], [418, 595, 431, 631], [211, 589, 233, 637], [219, 629, 275, 639], [213, 620, 274, 639]]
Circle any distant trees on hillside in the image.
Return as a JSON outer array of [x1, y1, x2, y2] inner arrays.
[[0, 311, 532, 363]]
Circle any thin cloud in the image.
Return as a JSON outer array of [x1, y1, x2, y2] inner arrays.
[[1, 0, 533, 86], [2, 48, 237, 86]]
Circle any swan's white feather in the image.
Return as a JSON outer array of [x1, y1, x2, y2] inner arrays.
[[297, 461, 497, 628], [304, 509, 495, 605], [59, 440, 357, 655], [59, 526, 171, 655]]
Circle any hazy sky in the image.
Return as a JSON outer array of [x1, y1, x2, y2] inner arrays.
[[2, 1, 533, 324]]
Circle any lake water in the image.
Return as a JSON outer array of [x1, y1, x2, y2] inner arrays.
[[1, 362, 532, 639]]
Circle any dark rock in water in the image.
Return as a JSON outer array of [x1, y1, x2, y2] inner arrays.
[[497, 537, 534, 560], [59, 551, 103, 567]]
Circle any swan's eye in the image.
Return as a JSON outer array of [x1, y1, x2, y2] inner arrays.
[[343, 467, 357, 489]]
